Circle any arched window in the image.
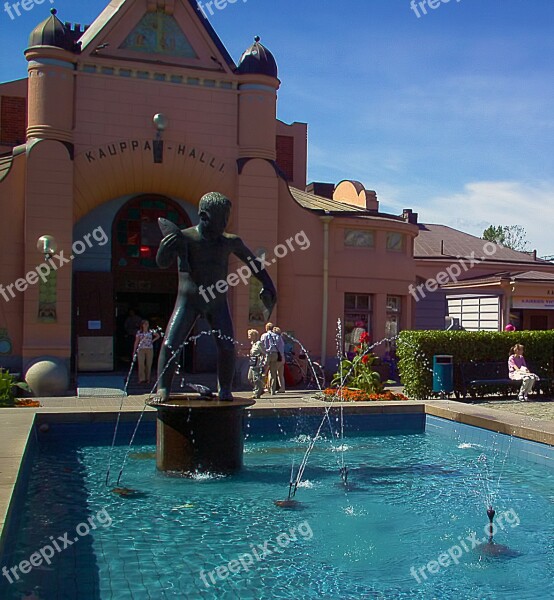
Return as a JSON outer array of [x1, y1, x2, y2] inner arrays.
[[112, 195, 191, 269]]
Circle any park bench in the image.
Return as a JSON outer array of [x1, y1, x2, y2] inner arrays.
[[457, 361, 551, 400]]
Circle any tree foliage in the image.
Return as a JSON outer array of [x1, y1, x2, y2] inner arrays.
[[482, 225, 530, 252]]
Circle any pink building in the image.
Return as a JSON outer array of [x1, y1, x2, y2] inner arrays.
[[0, 0, 553, 381]]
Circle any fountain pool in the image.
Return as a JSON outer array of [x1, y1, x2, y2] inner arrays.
[[0, 414, 552, 599]]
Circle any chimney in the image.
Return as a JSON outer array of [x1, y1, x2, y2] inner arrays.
[[402, 208, 418, 224], [364, 190, 378, 211], [306, 182, 335, 199]]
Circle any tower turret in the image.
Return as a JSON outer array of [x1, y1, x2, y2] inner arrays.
[[25, 9, 78, 143], [236, 37, 280, 160]]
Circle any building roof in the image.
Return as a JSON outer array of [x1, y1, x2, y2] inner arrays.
[[236, 37, 278, 78], [510, 270, 554, 281], [77, 0, 236, 70], [289, 187, 405, 223], [28, 8, 77, 52], [291, 187, 367, 213], [414, 223, 545, 264], [441, 270, 554, 289]]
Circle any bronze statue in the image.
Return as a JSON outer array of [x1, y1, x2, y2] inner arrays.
[[156, 192, 276, 401]]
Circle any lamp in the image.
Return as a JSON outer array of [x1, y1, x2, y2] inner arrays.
[[37, 235, 57, 260], [152, 114, 168, 164], [153, 113, 169, 136]]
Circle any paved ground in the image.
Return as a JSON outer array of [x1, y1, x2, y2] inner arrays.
[[476, 397, 554, 421], [35, 382, 554, 420]]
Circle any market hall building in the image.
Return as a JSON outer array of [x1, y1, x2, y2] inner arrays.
[[0, 0, 553, 379]]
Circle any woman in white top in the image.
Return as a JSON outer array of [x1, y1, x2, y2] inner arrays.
[[133, 320, 160, 384]]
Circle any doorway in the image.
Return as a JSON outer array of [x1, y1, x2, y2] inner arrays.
[[115, 291, 196, 372], [528, 314, 549, 330], [112, 193, 197, 371]]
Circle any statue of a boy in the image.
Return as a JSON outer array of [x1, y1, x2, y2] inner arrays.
[[156, 192, 276, 401]]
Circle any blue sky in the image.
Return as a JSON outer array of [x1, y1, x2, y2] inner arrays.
[[1, 0, 553, 254]]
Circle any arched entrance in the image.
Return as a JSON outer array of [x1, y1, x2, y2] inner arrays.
[[72, 193, 194, 372], [112, 194, 192, 368]]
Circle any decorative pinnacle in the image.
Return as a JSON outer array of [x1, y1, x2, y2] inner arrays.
[[254, 36, 260, 43], [51, 8, 57, 15]]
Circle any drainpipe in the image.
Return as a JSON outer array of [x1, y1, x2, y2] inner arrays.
[[320, 215, 333, 364]]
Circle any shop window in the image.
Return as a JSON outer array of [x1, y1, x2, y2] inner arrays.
[[385, 295, 402, 339], [386, 232, 404, 252], [344, 293, 372, 353], [113, 195, 190, 270], [344, 229, 375, 248]]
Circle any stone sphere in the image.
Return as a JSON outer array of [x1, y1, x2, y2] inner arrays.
[[25, 359, 68, 397]]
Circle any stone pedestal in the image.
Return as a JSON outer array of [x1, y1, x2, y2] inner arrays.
[[151, 397, 255, 474]]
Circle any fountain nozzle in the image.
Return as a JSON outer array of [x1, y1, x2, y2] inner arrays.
[[486, 506, 496, 543], [288, 480, 296, 500], [340, 466, 349, 484]]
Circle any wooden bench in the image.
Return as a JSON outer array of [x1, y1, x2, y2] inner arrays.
[[457, 361, 551, 400]]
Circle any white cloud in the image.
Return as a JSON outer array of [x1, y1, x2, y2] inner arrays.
[[416, 181, 554, 257]]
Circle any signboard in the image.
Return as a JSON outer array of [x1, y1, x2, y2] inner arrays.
[[512, 298, 554, 310]]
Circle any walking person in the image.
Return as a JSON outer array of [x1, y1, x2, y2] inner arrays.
[[273, 326, 286, 392], [133, 320, 161, 384], [247, 329, 266, 398], [260, 322, 280, 395], [508, 344, 539, 401]]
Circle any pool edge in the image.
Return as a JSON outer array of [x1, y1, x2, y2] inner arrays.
[[0, 399, 552, 552]]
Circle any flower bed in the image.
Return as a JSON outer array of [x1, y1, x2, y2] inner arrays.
[[14, 399, 41, 408], [323, 388, 409, 402]]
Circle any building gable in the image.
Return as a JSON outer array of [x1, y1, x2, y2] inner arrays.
[[78, 0, 236, 74], [119, 11, 198, 59]]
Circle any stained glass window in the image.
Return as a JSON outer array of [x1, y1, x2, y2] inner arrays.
[[113, 195, 190, 270]]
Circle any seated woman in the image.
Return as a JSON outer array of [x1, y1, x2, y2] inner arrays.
[[508, 344, 539, 401]]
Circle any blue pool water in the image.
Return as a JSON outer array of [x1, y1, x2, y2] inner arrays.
[[0, 416, 553, 600]]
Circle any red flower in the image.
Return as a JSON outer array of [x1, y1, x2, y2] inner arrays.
[[360, 332, 371, 345], [361, 355, 369, 364]]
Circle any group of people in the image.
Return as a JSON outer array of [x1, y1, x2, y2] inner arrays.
[[248, 322, 286, 399], [129, 309, 537, 400]]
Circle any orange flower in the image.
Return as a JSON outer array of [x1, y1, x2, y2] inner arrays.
[[14, 399, 41, 407], [323, 387, 409, 402]]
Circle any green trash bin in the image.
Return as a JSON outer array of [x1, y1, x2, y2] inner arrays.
[[433, 355, 453, 394]]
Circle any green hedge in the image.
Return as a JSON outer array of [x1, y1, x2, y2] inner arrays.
[[397, 330, 554, 399]]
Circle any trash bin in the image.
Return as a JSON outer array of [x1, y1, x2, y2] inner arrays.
[[433, 355, 453, 394]]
